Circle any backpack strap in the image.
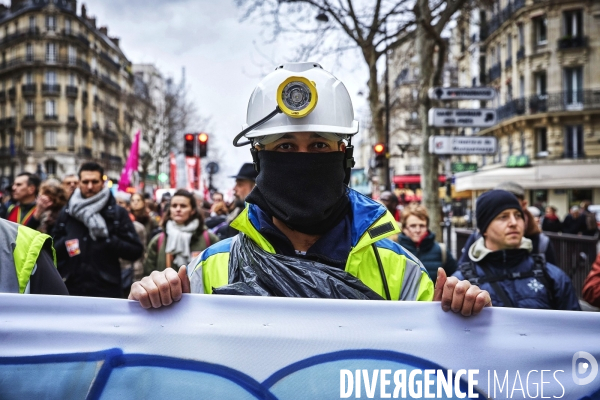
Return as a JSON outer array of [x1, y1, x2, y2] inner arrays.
[[531, 254, 557, 310], [458, 262, 480, 284], [477, 263, 516, 308]]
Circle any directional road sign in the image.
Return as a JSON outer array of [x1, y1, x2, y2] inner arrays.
[[428, 108, 497, 128], [429, 136, 498, 155], [428, 87, 497, 101]]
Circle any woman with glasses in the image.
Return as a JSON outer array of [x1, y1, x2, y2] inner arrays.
[[397, 203, 457, 284]]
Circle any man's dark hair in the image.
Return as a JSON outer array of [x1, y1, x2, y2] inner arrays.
[[78, 162, 104, 179], [16, 172, 41, 196]]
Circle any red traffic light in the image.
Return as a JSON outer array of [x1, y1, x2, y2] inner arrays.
[[185, 134, 194, 141], [373, 143, 386, 154], [198, 133, 208, 143]]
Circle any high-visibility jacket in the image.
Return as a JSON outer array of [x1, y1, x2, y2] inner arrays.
[[0, 219, 56, 293], [188, 189, 434, 301]]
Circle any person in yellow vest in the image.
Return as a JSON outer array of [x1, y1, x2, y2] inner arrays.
[[0, 218, 68, 294], [130, 62, 491, 315]]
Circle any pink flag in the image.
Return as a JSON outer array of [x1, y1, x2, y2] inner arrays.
[[118, 130, 140, 192]]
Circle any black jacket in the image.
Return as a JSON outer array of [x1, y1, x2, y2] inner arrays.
[[52, 193, 143, 298]]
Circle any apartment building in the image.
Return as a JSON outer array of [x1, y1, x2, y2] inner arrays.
[[0, 0, 134, 188], [453, 0, 600, 216]]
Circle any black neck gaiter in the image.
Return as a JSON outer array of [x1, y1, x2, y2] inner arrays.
[[245, 151, 350, 235]]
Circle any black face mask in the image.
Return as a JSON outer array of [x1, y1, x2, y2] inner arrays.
[[246, 151, 350, 235]]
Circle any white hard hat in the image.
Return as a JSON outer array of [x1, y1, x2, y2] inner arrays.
[[243, 62, 359, 141]]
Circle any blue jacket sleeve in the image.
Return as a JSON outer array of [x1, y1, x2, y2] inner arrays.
[[546, 263, 581, 311]]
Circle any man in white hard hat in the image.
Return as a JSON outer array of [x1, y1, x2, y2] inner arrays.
[[130, 62, 491, 315]]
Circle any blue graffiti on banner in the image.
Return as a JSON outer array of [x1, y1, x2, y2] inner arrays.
[[0, 349, 492, 399]]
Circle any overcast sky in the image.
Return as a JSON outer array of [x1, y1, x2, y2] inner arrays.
[[76, 0, 370, 187]]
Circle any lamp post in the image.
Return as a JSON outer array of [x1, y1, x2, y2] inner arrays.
[[383, 21, 391, 191]]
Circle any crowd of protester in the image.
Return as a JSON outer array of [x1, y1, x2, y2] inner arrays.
[[1, 161, 599, 310]]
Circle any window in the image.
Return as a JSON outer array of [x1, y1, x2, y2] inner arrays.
[[11, 104, 15, 117], [564, 125, 583, 158], [564, 10, 583, 37], [507, 34, 512, 59], [518, 24, 524, 48], [26, 101, 33, 116], [508, 135, 513, 156], [65, 18, 71, 34], [534, 17, 547, 45], [25, 72, 33, 84], [25, 129, 34, 148], [536, 128, 547, 155], [45, 99, 56, 116], [564, 67, 583, 106], [67, 130, 75, 148], [68, 45, 76, 65], [44, 130, 56, 148], [45, 43, 56, 63], [519, 76, 525, 98], [506, 82, 513, 102], [26, 43, 33, 61], [29, 16, 35, 32], [46, 15, 55, 31], [496, 43, 501, 64], [91, 57, 96, 71], [520, 131, 526, 155], [535, 71, 547, 96], [68, 101, 74, 117], [69, 73, 76, 86], [44, 70, 56, 84], [45, 160, 57, 175]]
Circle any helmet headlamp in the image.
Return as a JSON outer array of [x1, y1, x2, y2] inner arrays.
[[277, 76, 318, 118]]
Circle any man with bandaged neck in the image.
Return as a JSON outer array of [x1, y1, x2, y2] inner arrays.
[[130, 62, 491, 316]]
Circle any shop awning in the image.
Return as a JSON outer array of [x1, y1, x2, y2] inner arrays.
[[455, 162, 600, 191]]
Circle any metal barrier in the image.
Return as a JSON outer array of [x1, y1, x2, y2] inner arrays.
[[452, 228, 598, 299]]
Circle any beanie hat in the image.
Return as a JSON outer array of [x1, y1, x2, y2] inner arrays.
[[476, 190, 523, 234]]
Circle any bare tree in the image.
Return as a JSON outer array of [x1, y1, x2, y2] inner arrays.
[[236, 0, 468, 238]]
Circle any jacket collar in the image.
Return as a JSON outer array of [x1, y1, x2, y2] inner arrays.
[[231, 188, 400, 253]]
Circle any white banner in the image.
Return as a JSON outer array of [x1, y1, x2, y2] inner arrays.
[[0, 294, 599, 399]]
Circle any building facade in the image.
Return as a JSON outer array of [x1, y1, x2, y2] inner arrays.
[[0, 0, 134, 188], [453, 0, 600, 217]]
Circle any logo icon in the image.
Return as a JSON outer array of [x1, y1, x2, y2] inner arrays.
[[572, 351, 598, 385]]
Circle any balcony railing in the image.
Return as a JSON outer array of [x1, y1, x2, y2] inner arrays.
[[0, 56, 93, 75], [0, 92, 5, 102], [0, 27, 41, 46], [483, 0, 526, 40], [42, 84, 60, 96], [488, 63, 501, 82], [44, 114, 58, 121], [516, 47, 525, 61], [21, 83, 36, 96], [22, 115, 35, 123], [100, 52, 120, 70], [100, 75, 120, 92], [4, 117, 15, 127], [495, 90, 600, 122], [66, 85, 78, 98], [558, 36, 588, 50]]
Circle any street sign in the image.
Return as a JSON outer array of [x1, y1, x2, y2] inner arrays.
[[428, 108, 497, 128], [451, 162, 478, 173], [506, 155, 530, 168], [206, 162, 219, 175], [428, 87, 497, 101], [429, 136, 497, 155]]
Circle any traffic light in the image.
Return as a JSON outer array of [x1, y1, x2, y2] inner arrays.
[[373, 143, 386, 168], [198, 133, 208, 158], [184, 133, 195, 157]]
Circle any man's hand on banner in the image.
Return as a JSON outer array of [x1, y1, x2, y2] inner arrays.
[[434, 268, 492, 316], [129, 266, 191, 309]]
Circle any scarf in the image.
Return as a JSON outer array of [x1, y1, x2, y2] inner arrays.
[[68, 187, 111, 241], [165, 219, 200, 267]]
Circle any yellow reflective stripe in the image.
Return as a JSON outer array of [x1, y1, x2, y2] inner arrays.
[[416, 272, 435, 301], [353, 210, 400, 253], [230, 207, 276, 253], [14, 226, 54, 294], [202, 252, 230, 294]]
